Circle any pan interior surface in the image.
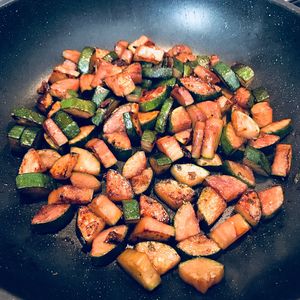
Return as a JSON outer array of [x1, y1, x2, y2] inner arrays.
[[0, 0, 299, 299]]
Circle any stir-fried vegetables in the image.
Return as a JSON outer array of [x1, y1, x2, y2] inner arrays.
[[8, 35, 292, 295]]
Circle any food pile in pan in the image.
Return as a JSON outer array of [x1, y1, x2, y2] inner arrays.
[[8, 35, 292, 294]]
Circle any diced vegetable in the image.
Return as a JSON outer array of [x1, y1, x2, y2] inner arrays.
[[201, 118, 223, 159], [130, 217, 175, 242], [209, 214, 251, 249], [197, 187, 227, 226], [220, 122, 245, 156], [251, 102, 273, 128], [149, 153, 172, 175], [70, 147, 101, 176], [142, 67, 173, 79], [154, 77, 177, 88], [170, 163, 209, 187], [76, 206, 105, 245], [261, 118, 292, 138], [216, 96, 233, 114], [138, 111, 159, 130], [155, 97, 174, 133], [252, 86, 269, 103], [175, 129, 192, 145], [86, 138, 117, 168], [271, 144, 292, 177], [233, 87, 254, 109], [50, 79, 79, 99], [212, 61, 240, 91], [171, 86, 194, 106], [31, 204, 74, 233], [122, 151, 147, 179], [177, 233, 221, 257], [180, 77, 221, 101], [196, 154, 223, 168], [105, 72, 136, 97], [19, 148, 46, 174], [20, 127, 42, 150], [91, 225, 128, 266], [204, 175, 247, 202], [92, 86, 110, 107], [249, 133, 279, 151], [258, 186, 284, 218], [154, 179, 195, 210], [7, 125, 26, 152], [68, 125, 96, 147], [52, 110, 80, 139], [168, 106, 192, 133], [37, 149, 61, 170], [196, 101, 221, 119], [117, 249, 161, 291], [141, 130, 157, 153], [131, 168, 153, 195], [106, 169, 134, 201], [123, 112, 142, 142], [89, 194, 123, 225], [194, 65, 220, 84], [11, 107, 45, 126], [235, 190, 261, 226], [139, 195, 169, 224], [70, 172, 101, 191], [231, 110, 260, 139], [48, 185, 93, 205], [223, 160, 255, 187], [122, 199, 140, 223], [191, 121, 205, 159], [139, 85, 169, 112], [179, 257, 224, 294], [61, 97, 96, 119], [232, 63, 255, 87], [156, 135, 184, 162], [243, 146, 271, 176], [134, 45, 164, 64], [135, 241, 180, 275], [186, 105, 206, 126], [78, 47, 94, 74], [49, 153, 78, 180], [126, 86, 142, 102], [174, 202, 200, 241]]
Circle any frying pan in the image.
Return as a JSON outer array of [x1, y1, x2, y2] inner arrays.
[[0, 0, 300, 299]]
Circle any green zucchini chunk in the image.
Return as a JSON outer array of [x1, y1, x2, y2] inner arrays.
[[53, 110, 80, 139], [11, 107, 45, 126], [78, 47, 94, 74], [61, 97, 96, 119]]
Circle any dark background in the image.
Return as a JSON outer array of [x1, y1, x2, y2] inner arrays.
[[0, 0, 300, 299]]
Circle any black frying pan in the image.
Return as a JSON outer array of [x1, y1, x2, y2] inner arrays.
[[0, 0, 300, 299]]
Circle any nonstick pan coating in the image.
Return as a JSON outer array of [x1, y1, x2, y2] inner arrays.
[[0, 0, 299, 299]]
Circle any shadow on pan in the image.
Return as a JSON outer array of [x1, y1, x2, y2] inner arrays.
[[0, 0, 300, 299]]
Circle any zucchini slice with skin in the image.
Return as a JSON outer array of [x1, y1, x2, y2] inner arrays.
[[52, 110, 80, 139], [117, 248, 161, 291], [76, 206, 105, 246], [196, 101, 221, 119], [177, 233, 221, 257], [92, 86, 110, 107], [231, 63, 255, 87], [89, 194, 123, 225], [123, 112, 142, 142], [139, 195, 170, 224], [139, 85, 169, 112], [43, 118, 68, 147], [155, 97, 174, 133], [141, 130, 157, 153], [142, 67, 173, 79], [260, 118, 292, 138], [70, 172, 101, 192], [168, 106, 192, 133], [154, 179, 195, 210], [175, 129, 192, 145], [68, 125, 96, 147], [252, 86, 269, 103], [233, 87, 254, 109], [196, 154, 223, 169], [20, 127, 42, 150], [271, 144, 292, 177], [231, 110, 260, 139], [249, 133, 279, 151], [19, 148, 47, 174], [85, 138, 117, 169], [122, 199, 140, 224], [174, 202, 200, 242], [16, 173, 57, 198], [251, 102, 273, 128], [138, 111, 160, 130], [7, 125, 26, 152], [70, 147, 101, 176], [131, 168, 153, 195], [78, 47, 94, 74], [179, 257, 224, 294], [170, 163, 210, 187], [243, 146, 271, 176], [212, 61, 240, 92], [156, 135, 184, 162], [149, 152, 172, 175], [129, 216, 175, 242], [61, 97, 96, 119], [11, 107, 45, 126], [122, 151, 147, 179], [103, 132, 132, 161], [31, 204, 74, 233], [49, 153, 79, 180], [48, 185, 93, 205], [197, 187, 227, 226], [235, 190, 261, 226], [204, 175, 247, 202], [258, 185, 284, 218], [209, 213, 251, 249], [37, 149, 61, 170], [106, 169, 134, 201], [91, 225, 128, 266], [171, 86, 194, 106], [135, 241, 180, 275], [223, 160, 255, 187]]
